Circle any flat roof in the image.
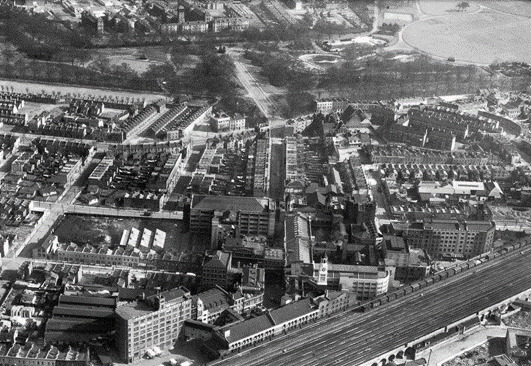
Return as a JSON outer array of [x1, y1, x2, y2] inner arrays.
[[115, 301, 153, 320], [191, 195, 270, 212]]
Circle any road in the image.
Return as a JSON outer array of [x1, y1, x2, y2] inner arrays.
[[213, 245, 531, 366], [227, 48, 283, 127]]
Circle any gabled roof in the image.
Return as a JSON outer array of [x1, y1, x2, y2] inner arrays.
[[195, 288, 230, 310], [204, 251, 231, 269], [223, 314, 274, 343], [269, 298, 316, 325]]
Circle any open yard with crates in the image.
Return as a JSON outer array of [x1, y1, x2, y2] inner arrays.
[[53, 214, 210, 253], [403, 5, 531, 65]]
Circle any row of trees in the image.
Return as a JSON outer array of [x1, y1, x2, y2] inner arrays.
[[244, 48, 529, 112], [0, 49, 161, 92], [0, 5, 91, 61], [378, 23, 401, 35]]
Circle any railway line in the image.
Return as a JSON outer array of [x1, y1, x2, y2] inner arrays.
[[214, 240, 531, 366]]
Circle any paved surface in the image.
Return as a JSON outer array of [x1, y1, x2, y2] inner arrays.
[[213, 247, 531, 366], [416, 326, 507, 366], [227, 48, 288, 133]]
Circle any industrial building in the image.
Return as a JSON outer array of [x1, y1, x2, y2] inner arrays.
[[115, 288, 192, 363]]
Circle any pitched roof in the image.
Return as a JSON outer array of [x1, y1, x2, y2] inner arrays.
[[223, 314, 274, 343], [269, 298, 316, 325], [196, 288, 230, 310], [205, 251, 231, 269]]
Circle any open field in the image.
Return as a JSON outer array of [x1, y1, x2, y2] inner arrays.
[[90, 47, 169, 74], [402, 11, 531, 64], [419, 0, 479, 15], [475, 0, 531, 17]]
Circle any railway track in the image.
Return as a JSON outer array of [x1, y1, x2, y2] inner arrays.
[[215, 239, 531, 366]]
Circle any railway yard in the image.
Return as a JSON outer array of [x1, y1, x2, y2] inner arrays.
[[214, 241, 531, 366]]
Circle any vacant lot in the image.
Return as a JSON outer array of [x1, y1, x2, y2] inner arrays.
[[402, 12, 531, 64], [53, 214, 210, 253]]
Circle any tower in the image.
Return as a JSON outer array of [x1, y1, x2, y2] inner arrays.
[[317, 255, 328, 285], [178, 4, 185, 23]]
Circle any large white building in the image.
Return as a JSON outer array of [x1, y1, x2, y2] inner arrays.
[[312, 258, 390, 300], [116, 288, 192, 363]]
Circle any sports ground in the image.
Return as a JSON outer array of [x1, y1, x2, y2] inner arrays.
[[401, 1, 531, 65]]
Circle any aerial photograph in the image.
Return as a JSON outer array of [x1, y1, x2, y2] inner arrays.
[[0, 0, 529, 365]]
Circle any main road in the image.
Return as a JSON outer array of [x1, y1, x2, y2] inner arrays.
[[213, 245, 531, 366]]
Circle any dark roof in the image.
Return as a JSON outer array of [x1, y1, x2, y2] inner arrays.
[[307, 191, 326, 207], [383, 235, 406, 251], [158, 288, 186, 302], [204, 251, 231, 269], [52, 305, 115, 318], [223, 314, 274, 344], [184, 319, 219, 331], [195, 288, 230, 310], [191, 195, 270, 212], [45, 318, 113, 332], [59, 295, 116, 308], [269, 298, 316, 325], [118, 287, 157, 301]]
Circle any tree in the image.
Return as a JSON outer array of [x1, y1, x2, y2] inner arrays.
[[92, 55, 112, 74], [456, 2, 470, 11]]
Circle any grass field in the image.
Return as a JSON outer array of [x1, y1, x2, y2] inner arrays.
[[475, 0, 531, 17], [91, 47, 169, 74], [402, 11, 531, 64], [419, 0, 480, 15]]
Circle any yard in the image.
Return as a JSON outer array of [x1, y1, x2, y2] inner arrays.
[[442, 338, 505, 366], [53, 214, 210, 253], [503, 310, 531, 329]]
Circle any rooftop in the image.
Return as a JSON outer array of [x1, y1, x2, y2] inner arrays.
[[269, 298, 316, 325], [191, 195, 271, 212], [115, 301, 153, 320]]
